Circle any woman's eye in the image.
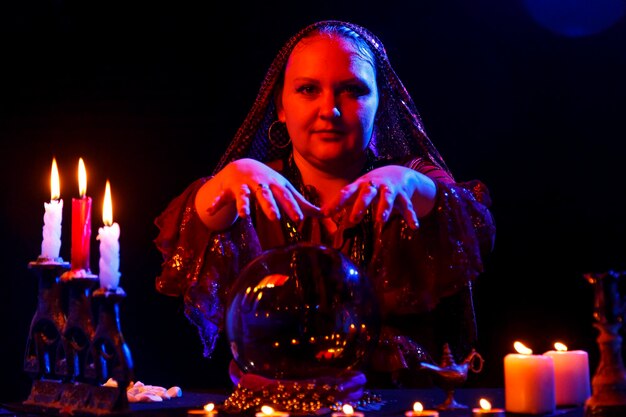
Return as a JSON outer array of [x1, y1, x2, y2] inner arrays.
[[296, 85, 318, 95], [343, 85, 368, 96]]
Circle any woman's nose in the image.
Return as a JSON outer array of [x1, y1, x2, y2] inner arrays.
[[319, 94, 341, 119]]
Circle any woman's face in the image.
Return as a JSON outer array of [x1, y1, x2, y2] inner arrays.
[[277, 34, 379, 173]]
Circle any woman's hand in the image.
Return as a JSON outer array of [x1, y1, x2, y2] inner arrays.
[[195, 158, 321, 230], [321, 165, 437, 229]]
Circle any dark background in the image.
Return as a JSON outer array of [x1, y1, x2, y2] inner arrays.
[[1, 0, 625, 403]]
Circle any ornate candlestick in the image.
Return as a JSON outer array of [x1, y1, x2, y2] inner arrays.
[[57, 271, 98, 383], [584, 270, 626, 417], [24, 258, 70, 379], [90, 286, 134, 412]]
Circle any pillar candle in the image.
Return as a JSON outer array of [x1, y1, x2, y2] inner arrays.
[[504, 341, 556, 414], [41, 157, 63, 260], [543, 342, 591, 406], [71, 158, 92, 272], [97, 180, 121, 289]]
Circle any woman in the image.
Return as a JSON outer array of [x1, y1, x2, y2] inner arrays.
[[154, 20, 495, 396]]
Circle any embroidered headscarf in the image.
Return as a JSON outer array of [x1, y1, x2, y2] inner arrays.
[[214, 20, 452, 177]]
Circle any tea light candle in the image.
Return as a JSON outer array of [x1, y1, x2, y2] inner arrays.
[[543, 342, 591, 406], [188, 402, 217, 415], [70, 157, 92, 273], [332, 404, 364, 417], [472, 398, 505, 417], [41, 157, 63, 260], [256, 405, 289, 417], [97, 180, 121, 289], [504, 341, 556, 414], [404, 402, 438, 417]]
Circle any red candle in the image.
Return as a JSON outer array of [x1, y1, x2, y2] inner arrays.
[[71, 158, 92, 272]]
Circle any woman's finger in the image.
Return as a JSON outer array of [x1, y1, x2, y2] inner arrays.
[[285, 182, 321, 218], [252, 183, 280, 221], [395, 190, 419, 229], [321, 183, 359, 217], [375, 184, 394, 223], [236, 184, 252, 218], [348, 181, 379, 224]]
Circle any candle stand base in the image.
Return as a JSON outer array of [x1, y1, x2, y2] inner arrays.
[[23, 379, 128, 415]]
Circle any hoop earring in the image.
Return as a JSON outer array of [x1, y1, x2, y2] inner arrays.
[[268, 120, 291, 149]]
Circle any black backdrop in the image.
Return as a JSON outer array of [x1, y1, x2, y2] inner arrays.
[[2, 0, 625, 403]]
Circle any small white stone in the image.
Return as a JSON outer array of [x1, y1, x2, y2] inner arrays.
[[166, 386, 183, 398]]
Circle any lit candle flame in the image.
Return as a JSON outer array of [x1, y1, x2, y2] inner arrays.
[[51, 158, 60, 200], [479, 398, 492, 410], [342, 404, 355, 415], [413, 402, 423, 412], [514, 341, 533, 355], [554, 342, 568, 351], [203, 403, 215, 412], [78, 157, 87, 198], [103, 180, 113, 226], [261, 406, 275, 416]]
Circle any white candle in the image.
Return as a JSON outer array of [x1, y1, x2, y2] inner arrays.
[[472, 398, 505, 417], [41, 158, 63, 260], [543, 342, 591, 406], [404, 402, 438, 417], [504, 341, 556, 414], [97, 180, 121, 289]]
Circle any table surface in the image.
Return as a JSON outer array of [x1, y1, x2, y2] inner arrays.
[[0, 388, 584, 417]]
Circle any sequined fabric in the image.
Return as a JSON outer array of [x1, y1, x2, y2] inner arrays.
[[153, 20, 496, 385]]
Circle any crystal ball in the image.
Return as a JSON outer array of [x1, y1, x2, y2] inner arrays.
[[225, 243, 381, 380]]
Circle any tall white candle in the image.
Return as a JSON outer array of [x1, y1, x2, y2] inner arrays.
[[544, 342, 591, 406], [97, 180, 120, 289], [41, 158, 63, 260], [504, 341, 556, 414]]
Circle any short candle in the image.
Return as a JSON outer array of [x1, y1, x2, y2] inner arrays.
[[255, 405, 289, 417], [188, 402, 217, 415], [472, 398, 505, 417], [543, 342, 591, 406], [404, 402, 438, 417], [332, 404, 364, 417]]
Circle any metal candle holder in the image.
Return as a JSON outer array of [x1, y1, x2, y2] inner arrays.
[[584, 270, 626, 417], [22, 257, 134, 415]]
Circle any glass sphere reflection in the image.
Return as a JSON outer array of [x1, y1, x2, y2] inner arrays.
[[225, 243, 381, 380]]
